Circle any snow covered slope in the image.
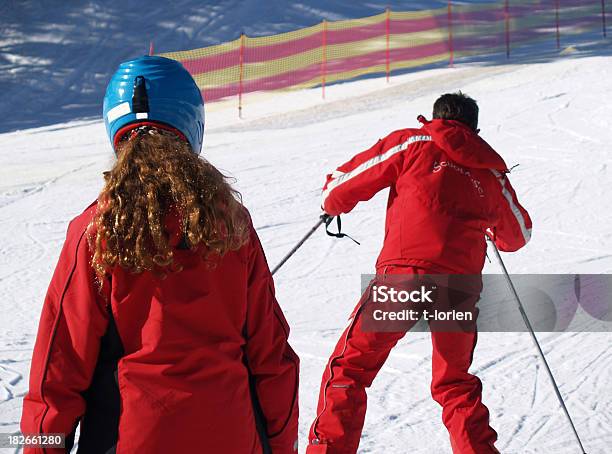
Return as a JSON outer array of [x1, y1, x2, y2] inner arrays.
[[1, 50, 611, 452]]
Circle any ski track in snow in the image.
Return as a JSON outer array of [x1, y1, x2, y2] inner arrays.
[[1, 54, 612, 453]]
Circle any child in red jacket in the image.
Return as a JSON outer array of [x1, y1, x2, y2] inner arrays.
[[307, 93, 532, 454], [21, 56, 299, 454]]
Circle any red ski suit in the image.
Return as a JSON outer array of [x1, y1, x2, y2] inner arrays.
[[307, 118, 532, 454], [21, 202, 299, 454]]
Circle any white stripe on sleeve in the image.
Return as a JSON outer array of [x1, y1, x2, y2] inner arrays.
[[491, 169, 531, 244], [322, 135, 431, 208]]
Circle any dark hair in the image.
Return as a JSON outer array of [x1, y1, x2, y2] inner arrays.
[[432, 92, 479, 131]]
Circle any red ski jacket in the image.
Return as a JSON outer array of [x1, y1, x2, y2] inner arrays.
[[21, 201, 299, 454], [322, 117, 532, 274]]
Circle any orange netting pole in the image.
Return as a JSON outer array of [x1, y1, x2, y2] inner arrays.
[[448, 0, 454, 67], [504, 0, 510, 59], [321, 20, 327, 99], [555, 0, 561, 49], [602, 0, 608, 38], [386, 8, 391, 82], [238, 33, 245, 118], [149, 41, 154, 56]]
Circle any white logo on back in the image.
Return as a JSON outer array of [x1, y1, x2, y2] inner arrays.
[[432, 160, 485, 197]]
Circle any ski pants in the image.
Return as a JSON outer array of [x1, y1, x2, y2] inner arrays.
[[306, 266, 499, 454]]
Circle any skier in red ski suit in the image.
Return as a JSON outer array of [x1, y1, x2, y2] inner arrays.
[[306, 93, 532, 454], [21, 56, 299, 454]]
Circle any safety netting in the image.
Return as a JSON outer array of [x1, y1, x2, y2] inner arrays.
[[159, 0, 608, 108]]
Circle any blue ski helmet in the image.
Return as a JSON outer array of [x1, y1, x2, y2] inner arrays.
[[103, 55, 204, 154]]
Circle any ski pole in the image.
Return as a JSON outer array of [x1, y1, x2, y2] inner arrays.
[[271, 215, 328, 276], [487, 238, 587, 454]]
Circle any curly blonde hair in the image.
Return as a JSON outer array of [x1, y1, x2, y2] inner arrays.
[[89, 128, 250, 282]]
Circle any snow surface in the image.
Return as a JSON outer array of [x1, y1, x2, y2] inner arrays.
[[1, 43, 612, 454]]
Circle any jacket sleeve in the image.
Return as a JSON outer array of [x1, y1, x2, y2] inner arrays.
[[322, 130, 418, 216], [21, 219, 109, 453], [244, 229, 299, 454], [489, 170, 533, 252]]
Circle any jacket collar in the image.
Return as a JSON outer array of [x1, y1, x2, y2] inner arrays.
[[417, 116, 508, 171]]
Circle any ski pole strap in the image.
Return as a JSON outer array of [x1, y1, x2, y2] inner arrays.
[[323, 214, 360, 245]]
